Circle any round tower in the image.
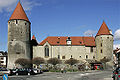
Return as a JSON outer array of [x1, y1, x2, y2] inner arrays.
[[8, 2, 31, 69], [95, 21, 113, 61]]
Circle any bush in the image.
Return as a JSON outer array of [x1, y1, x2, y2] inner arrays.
[[32, 57, 45, 66], [15, 58, 31, 68]]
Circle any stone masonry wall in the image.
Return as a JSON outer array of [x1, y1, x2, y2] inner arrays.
[[8, 20, 31, 69]]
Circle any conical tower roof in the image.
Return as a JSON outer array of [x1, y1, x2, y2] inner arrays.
[[9, 1, 29, 21], [96, 21, 111, 36], [32, 35, 36, 40]]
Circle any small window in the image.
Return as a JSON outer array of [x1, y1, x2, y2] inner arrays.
[[57, 41, 59, 43], [101, 43, 102, 47], [71, 55, 72, 58], [90, 47, 93, 52], [1, 61, 4, 63], [16, 20, 18, 24], [16, 52, 20, 54], [62, 56, 65, 59], [93, 56, 95, 59], [25, 23, 27, 25], [80, 42, 82, 44], [101, 49, 103, 53], [86, 55, 88, 59], [58, 55, 60, 59], [107, 37, 109, 39], [1, 57, 3, 60], [79, 56, 81, 58]]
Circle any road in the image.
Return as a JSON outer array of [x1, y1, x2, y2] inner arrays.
[[0, 70, 113, 80]]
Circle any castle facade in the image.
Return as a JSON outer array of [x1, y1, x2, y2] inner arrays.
[[7, 2, 113, 69]]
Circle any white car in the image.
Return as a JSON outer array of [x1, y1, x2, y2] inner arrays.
[[0, 68, 10, 75]]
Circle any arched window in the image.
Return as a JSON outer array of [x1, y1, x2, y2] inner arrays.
[[45, 45, 49, 57]]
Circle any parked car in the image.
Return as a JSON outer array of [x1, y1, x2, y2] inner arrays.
[[0, 68, 10, 75], [112, 67, 120, 80], [9, 69, 17, 75], [33, 68, 43, 74], [37, 68, 43, 74], [15, 68, 35, 75]]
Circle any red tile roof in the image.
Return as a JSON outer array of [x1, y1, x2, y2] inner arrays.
[[32, 35, 36, 40], [96, 21, 111, 36], [9, 1, 29, 21], [83, 37, 95, 46], [39, 36, 95, 46]]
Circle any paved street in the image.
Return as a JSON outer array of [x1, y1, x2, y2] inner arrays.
[[0, 70, 113, 80]]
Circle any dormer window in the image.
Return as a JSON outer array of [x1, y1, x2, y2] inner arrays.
[[80, 42, 82, 44], [66, 37, 71, 45]]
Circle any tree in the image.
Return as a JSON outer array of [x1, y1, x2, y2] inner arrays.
[[47, 58, 61, 69], [15, 58, 31, 68], [32, 57, 45, 67], [65, 58, 79, 71], [100, 57, 111, 69], [65, 58, 79, 66]]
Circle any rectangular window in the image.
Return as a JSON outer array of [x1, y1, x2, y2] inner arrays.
[[58, 55, 60, 59], [101, 43, 102, 47], [86, 55, 88, 59], [16, 20, 18, 24], [1, 57, 3, 60], [1, 61, 4, 63], [101, 49, 103, 53], [45, 47, 49, 57], [90, 47, 93, 52]]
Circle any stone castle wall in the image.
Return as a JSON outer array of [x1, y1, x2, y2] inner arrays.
[[8, 20, 31, 69], [33, 42, 96, 61], [95, 35, 113, 61]]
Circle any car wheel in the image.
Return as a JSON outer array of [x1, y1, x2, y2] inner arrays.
[[28, 73, 30, 75], [16, 73, 18, 75]]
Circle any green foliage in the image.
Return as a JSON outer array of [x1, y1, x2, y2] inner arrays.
[[65, 58, 79, 66], [32, 57, 45, 66], [47, 58, 61, 66], [15, 58, 31, 68]]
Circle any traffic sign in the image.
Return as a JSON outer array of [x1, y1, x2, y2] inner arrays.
[[3, 74, 8, 80]]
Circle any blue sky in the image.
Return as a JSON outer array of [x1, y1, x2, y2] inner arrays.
[[0, 0, 120, 51]]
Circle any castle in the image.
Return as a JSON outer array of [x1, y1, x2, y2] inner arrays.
[[7, 2, 113, 69]]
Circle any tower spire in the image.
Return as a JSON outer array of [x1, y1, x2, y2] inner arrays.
[[9, 1, 29, 21], [96, 21, 111, 36]]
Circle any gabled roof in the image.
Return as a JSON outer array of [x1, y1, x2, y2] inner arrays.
[[96, 21, 111, 36], [39, 36, 95, 46], [9, 1, 29, 21]]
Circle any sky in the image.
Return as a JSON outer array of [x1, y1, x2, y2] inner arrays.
[[0, 0, 120, 51]]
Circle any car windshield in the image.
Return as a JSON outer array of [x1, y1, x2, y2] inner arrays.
[[0, 68, 8, 71]]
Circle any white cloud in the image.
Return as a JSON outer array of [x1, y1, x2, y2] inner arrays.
[[0, 0, 41, 12], [113, 44, 120, 49], [84, 30, 97, 36], [114, 29, 120, 41]]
